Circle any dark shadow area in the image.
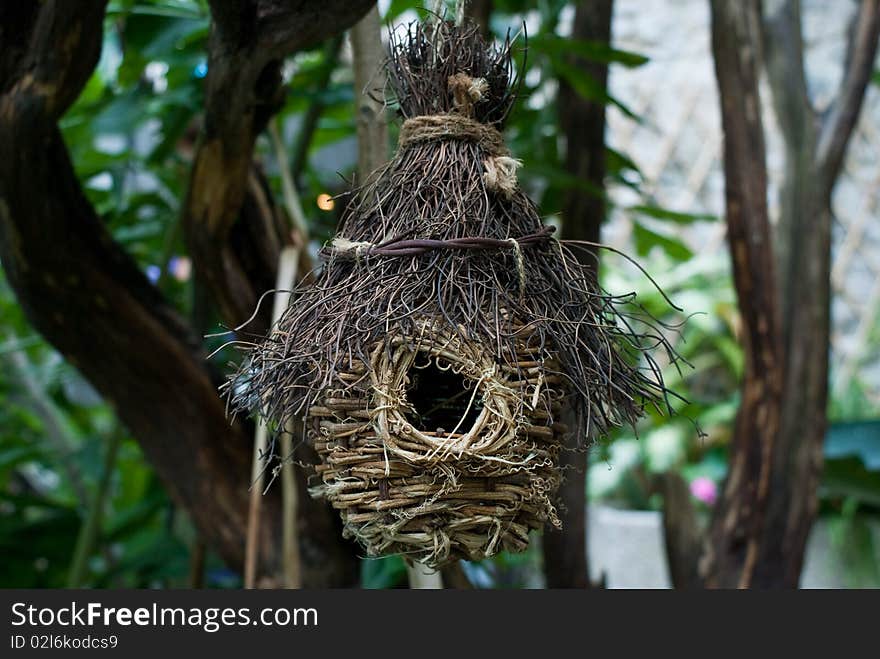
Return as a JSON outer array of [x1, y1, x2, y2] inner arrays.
[[405, 361, 483, 433]]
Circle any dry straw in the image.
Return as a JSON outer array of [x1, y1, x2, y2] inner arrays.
[[225, 20, 679, 566]]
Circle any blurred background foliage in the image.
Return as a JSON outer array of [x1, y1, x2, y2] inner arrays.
[[1, 0, 878, 589]]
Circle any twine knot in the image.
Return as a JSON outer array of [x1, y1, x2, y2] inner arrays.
[[447, 73, 489, 117], [484, 156, 523, 198], [330, 237, 373, 261], [394, 73, 521, 196], [506, 237, 527, 300]]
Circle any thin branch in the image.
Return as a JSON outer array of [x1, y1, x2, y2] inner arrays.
[[67, 428, 122, 587], [4, 343, 90, 508], [351, 5, 389, 181], [660, 472, 702, 589], [290, 35, 345, 182], [270, 119, 309, 237], [244, 246, 301, 589], [816, 0, 880, 195], [760, 0, 815, 149], [759, 0, 819, 319]]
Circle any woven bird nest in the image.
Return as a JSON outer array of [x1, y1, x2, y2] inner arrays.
[[309, 319, 565, 562], [227, 20, 676, 567]]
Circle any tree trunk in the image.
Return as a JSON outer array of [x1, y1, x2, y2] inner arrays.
[[696, 0, 879, 588], [351, 6, 388, 185], [752, 0, 880, 587], [0, 0, 374, 587], [542, 0, 613, 589], [700, 0, 786, 588], [183, 0, 377, 333], [0, 1, 275, 575]]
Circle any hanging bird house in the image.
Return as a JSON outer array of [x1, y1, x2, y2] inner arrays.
[[228, 20, 671, 567]]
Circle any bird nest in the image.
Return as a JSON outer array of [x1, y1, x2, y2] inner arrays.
[[308, 319, 565, 565], [225, 20, 678, 568]]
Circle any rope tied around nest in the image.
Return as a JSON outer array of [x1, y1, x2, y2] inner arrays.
[[397, 74, 522, 196], [328, 224, 555, 262]]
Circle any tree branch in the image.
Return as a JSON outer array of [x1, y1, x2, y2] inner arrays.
[[0, 0, 357, 586], [703, 0, 785, 588], [761, 0, 815, 149], [760, 0, 820, 333], [816, 0, 880, 196], [351, 5, 389, 182], [183, 0, 376, 331], [660, 472, 702, 589]]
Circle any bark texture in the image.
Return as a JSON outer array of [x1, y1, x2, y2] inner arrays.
[[700, 0, 785, 588], [681, 0, 880, 588], [753, 0, 879, 588], [351, 5, 388, 185], [0, 0, 277, 575], [0, 0, 376, 587], [183, 0, 376, 331]]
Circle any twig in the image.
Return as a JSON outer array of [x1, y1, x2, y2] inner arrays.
[[816, 0, 880, 195], [244, 246, 302, 589], [244, 118, 310, 589], [67, 428, 122, 588], [269, 120, 309, 239]]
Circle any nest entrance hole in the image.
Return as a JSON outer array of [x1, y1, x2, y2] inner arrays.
[[405, 359, 483, 434]]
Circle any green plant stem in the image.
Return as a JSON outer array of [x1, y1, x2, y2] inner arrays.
[[67, 430, 122, 588]]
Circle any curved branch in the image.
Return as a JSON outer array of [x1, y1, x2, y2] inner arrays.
[[816, 0, 880, 196], [0, 0, 357, 586], [761, 0, 815, 150], [0, 0, 276, 574], [184, 0, 376, 331], [760, 0, 820, 329]]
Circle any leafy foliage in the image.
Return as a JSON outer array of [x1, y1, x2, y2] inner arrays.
[[0, 0, 876, 588]]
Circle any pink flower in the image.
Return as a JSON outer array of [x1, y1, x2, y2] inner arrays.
[[690, 476, 718, 505]]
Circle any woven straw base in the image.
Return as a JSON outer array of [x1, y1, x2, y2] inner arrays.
[[308, 320, 566, 566]]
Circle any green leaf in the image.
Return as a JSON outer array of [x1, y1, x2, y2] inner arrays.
[[0, 445, 42, 469], [633, 222, 694, 261], [550, 58, 640, 121], [630, 204, 717, 224], [822, 457, 880, 508], [361, 555, 407, 589], [107, 1, 208, 20], [384, 0, 424, 21], [606, 146, 643, 177], [0, 493, 81, 587], [530, 34, 649, 68], [827, 509, 880, 587]]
